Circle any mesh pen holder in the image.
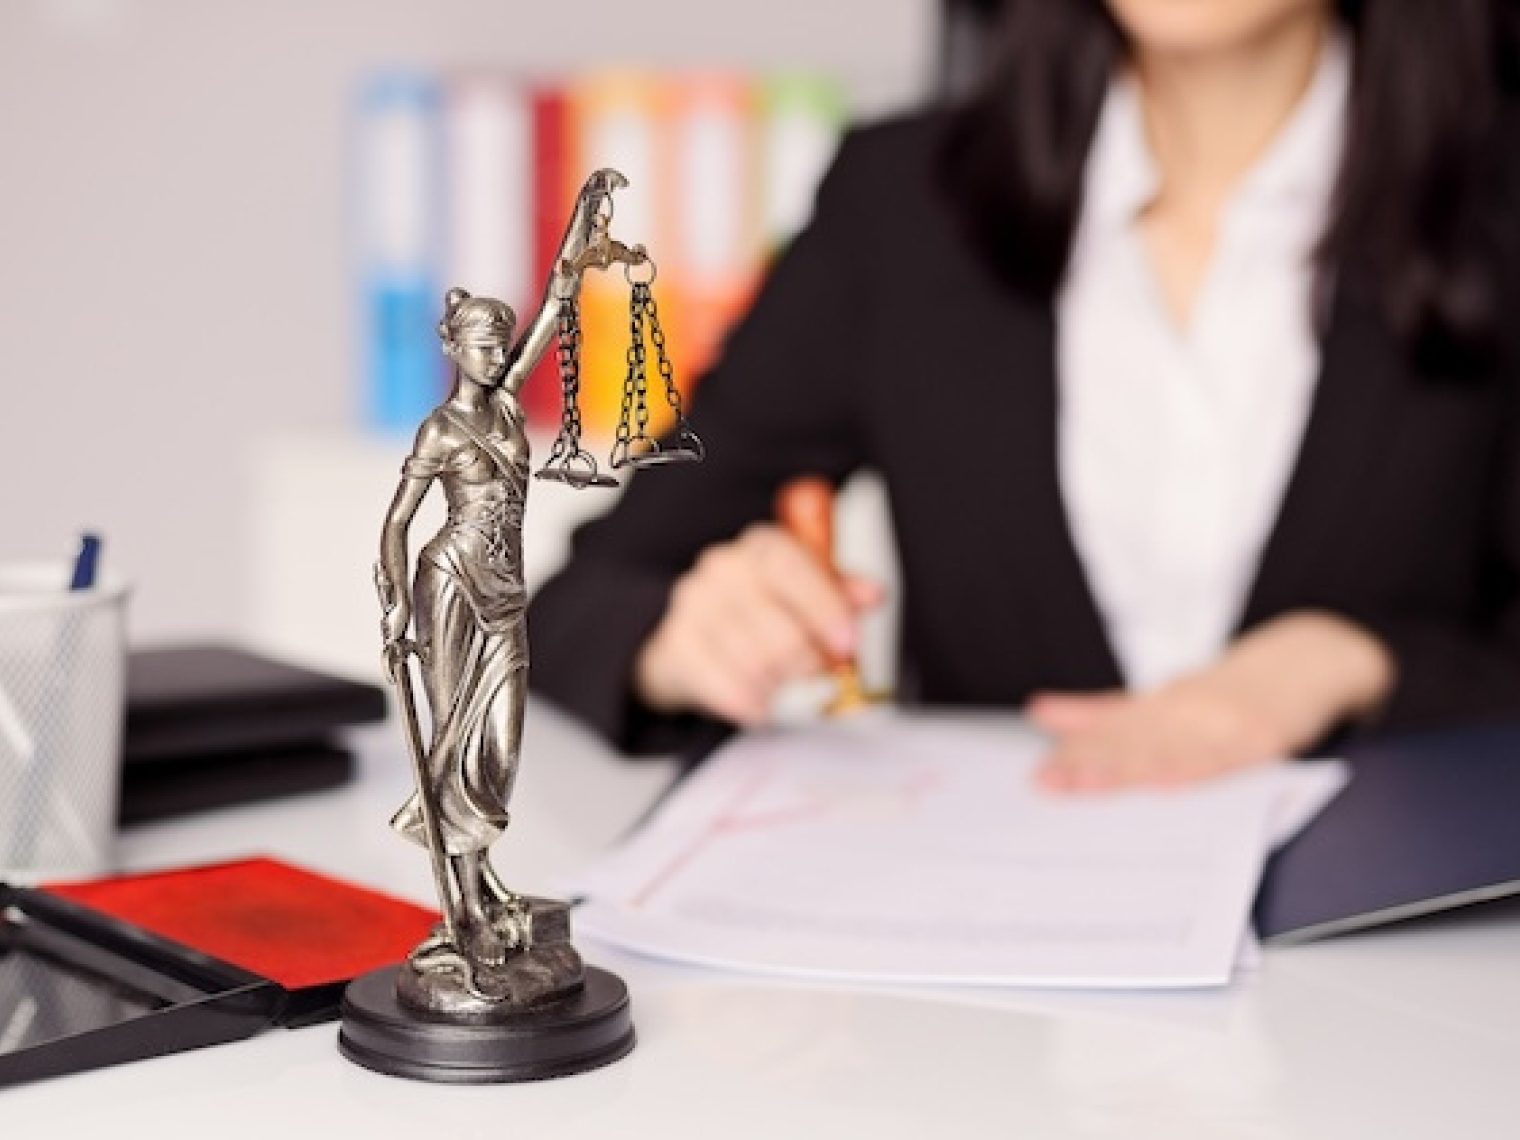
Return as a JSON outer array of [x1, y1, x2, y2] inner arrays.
[[0, 562, 129, 882]]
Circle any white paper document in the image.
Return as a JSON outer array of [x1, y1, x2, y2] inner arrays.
[[572, 713, 1346, 988]]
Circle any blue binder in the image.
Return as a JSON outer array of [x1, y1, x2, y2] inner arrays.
[[1256, 721, 1520, 941], [352, 71, 444, 434]]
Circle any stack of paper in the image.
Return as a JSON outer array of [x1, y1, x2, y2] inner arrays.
[[571, 713, 1345, 988]]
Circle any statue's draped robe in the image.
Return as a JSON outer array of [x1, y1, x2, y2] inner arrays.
[[392, 419, 529, 855]]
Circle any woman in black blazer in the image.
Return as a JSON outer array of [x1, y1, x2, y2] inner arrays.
[[529, 0, 1520, 788]]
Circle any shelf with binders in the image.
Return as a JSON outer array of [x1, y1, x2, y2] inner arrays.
[[351, 69, 847, 441]]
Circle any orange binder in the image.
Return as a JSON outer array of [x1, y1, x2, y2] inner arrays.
[[563, 73, 676, 440], [666, 75, 763, 409]]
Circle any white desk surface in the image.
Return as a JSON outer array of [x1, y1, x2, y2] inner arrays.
[[7, 704, 1519, 1138]]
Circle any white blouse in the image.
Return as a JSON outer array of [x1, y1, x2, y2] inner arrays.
[[1056, 36, 1350, 691]]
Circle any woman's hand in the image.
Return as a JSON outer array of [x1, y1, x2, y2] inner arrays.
[[1029, 612, 1394, 792], [1028, 680, 1290, 792], [633, 524, 884, 726]]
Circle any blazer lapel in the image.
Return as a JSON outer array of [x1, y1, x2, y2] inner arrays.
[[1241, 285, 1399, 628], [981, 294, 1126, 691]]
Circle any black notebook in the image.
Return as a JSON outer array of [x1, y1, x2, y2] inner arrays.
[[1256, 721, 1520, 942], [120, 645, 387, 825]]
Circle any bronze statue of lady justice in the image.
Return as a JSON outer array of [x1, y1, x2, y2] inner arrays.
[[339, 168, 701, 1083]]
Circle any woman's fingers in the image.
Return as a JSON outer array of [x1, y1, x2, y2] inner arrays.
[[669, 622, 770, 726], [726, 591, 828, 684], [735, 525, 860, 658], [636, 610, 769, 726], [634, 524, 884, 725], [841, 573, 887, 612], [1027, 690, 1128, 735], [1033, 681, 1282, 794], [1039, 729, 1178, 792]]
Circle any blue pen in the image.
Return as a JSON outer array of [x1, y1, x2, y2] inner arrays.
[[69, 534, 102, 592]]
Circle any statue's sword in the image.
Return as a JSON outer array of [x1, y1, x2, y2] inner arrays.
[[375, 563, 460, 952]]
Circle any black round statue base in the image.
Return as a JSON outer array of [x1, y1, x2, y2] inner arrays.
[[338, 965, 635, 1084]]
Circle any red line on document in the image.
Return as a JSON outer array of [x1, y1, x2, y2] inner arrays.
[[628, 763, 777, 909], [626, 761, 948, 909]]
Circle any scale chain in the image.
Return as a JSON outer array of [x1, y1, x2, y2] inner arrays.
[[614, 292, 637, 451], [630, 285, 650, 441], [550, 297, 584, 462], [641, 284, 687, 426]]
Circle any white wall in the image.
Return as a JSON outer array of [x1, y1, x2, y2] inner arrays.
[[0, 0, 935, 646]]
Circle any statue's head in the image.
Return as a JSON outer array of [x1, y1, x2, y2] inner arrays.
[[438, 288, 516, 386]]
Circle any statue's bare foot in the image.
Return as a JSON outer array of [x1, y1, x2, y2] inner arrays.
[[408, 917, 512, 975], [415, 921, 448, 953], [497, 906, 531, 953], [488, 889, 530, 924], [409, 932, 464, 975], [481, 869, 532, 933], [460, 918, 510, 968]]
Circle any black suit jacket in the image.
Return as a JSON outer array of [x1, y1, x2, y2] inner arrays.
[[528, 113, 1520, 755]]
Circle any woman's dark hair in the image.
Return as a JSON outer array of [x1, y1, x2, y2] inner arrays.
[[940, 0, 1520, 373]]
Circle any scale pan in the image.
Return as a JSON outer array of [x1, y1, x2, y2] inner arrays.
[[611, 433, 705, 470], [534, 466, 619, 489], [620, 448, 703, 469]]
